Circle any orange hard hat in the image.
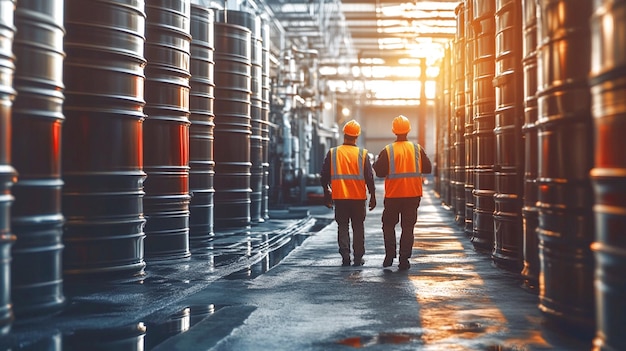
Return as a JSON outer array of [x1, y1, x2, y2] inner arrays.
[[343, 119, 361, 137], [392, 115, 411, 134]]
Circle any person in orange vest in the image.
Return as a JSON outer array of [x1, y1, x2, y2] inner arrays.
[[373, 115, 432, 270], [320, 119, 377, 266]]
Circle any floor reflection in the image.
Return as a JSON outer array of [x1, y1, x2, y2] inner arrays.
[[61, 305, 216, 351]]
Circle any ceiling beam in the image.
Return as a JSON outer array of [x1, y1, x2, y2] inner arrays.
[[342, 15, 456, 21], [349, 31, 455, 39]]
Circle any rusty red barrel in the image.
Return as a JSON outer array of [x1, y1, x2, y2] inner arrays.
[[464, 0, 475, 238], [143, 0, 192, 261], [0, 0, 16, 335], [521, 0, 540, 291], [471, 0, 496, 253], [189, 4, 215, 248], [492, 0, 524, 272], [11, 0, 65, 318], [213, 14, 252, 229], [589, 0, 626, 349], [536, 0, 595, 333], [62, 0, 147, 279]]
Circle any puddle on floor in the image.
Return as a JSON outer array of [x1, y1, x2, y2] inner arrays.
[[336, 332, 422, 347]]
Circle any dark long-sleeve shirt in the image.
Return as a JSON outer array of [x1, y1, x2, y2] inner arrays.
[[320, 144, 376, 197]]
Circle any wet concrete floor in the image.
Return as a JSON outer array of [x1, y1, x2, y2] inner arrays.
[[2, 179, 594, 350]]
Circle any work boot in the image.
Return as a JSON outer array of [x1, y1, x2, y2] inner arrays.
[[382, 256, 394, 267], [353, 257, 364, 266], [398, 259, 410, 270]]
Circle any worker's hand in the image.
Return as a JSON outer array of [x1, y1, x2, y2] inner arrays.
[[368, 196, 376, 211], [323, 186, 333, 209], [324, 196, 333, 209]]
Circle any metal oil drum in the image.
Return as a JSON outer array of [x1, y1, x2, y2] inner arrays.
[[260, 21, 271, 221], [521, 0, 540, 291], [492, 0, 524, 272], [471, 0, 496, 253], [454, 2, 466, 226], [143, 0, 192, 261], [62, 0, 147, 279], [464, 0, 476, 239], [189, 4, 215, 248], [11, 0, 65, 318], [213, 13, 252, 230], [536, 0, 595, 333], [0, 0, 16, 335], [589, 0, 626, 349], [216, 10, 263, 225]]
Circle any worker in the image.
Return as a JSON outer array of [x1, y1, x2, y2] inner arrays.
[[320, 119, 376, 266], [373, 115, 432, 270]]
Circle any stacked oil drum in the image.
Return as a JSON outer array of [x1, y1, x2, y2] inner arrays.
[[441, 0, 626, 342], [189, 4, 215, 248], [463, 0, 475, 239], [434, 56, 445, 197], [260, 22, 271, 221], [439, 45, 454, 207], [62, 0, 147, 278], [492, 0, 524, 272], [1, 0, 274, 335], [589, 0, 626, 349], [453, 2, 466, 226], [213, 10, 252, 230], [243, 12, 265, 225], [471, 0, 496, 252], [0, 0, 15, 335], [143, 0, 192, 261], [520, 0, 540, 291], [11, 0, 65, 318], [536, 0, 595, 332]]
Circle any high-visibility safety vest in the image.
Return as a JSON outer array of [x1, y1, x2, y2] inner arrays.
[[330, 145, 368, 200], [384, 141, 423, 198]]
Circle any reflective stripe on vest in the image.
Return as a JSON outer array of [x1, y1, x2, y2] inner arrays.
[[384, 142, 423, 198], [330, 145, 367, 200]]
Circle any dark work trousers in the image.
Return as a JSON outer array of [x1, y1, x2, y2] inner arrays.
[[334, 199, 367, 259], [382, 197, 421, 259]]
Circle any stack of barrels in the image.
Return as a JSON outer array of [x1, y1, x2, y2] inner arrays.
[[11, 0, 66, 319], [143, 0, 192, 261], [189, 4, 216, 248], [0, 0, 16, 335], [62, 0, 148, 278], [453, 2, 466, 226], [463, 0, 475, 239], [520, 0, 540, 291], [471, 0, 496, 252], [213, 10, 252, 230], [492, 0, 524, 272], [535, 0, 595, 333], [260, 22, 271, 221], [589, 0, 626, 349]]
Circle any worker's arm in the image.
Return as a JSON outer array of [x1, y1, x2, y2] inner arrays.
[[320, 151, 333, 208], [364, 154, 376, 210], [420, 147, 432, 174], [372, 149, 389, 178]]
